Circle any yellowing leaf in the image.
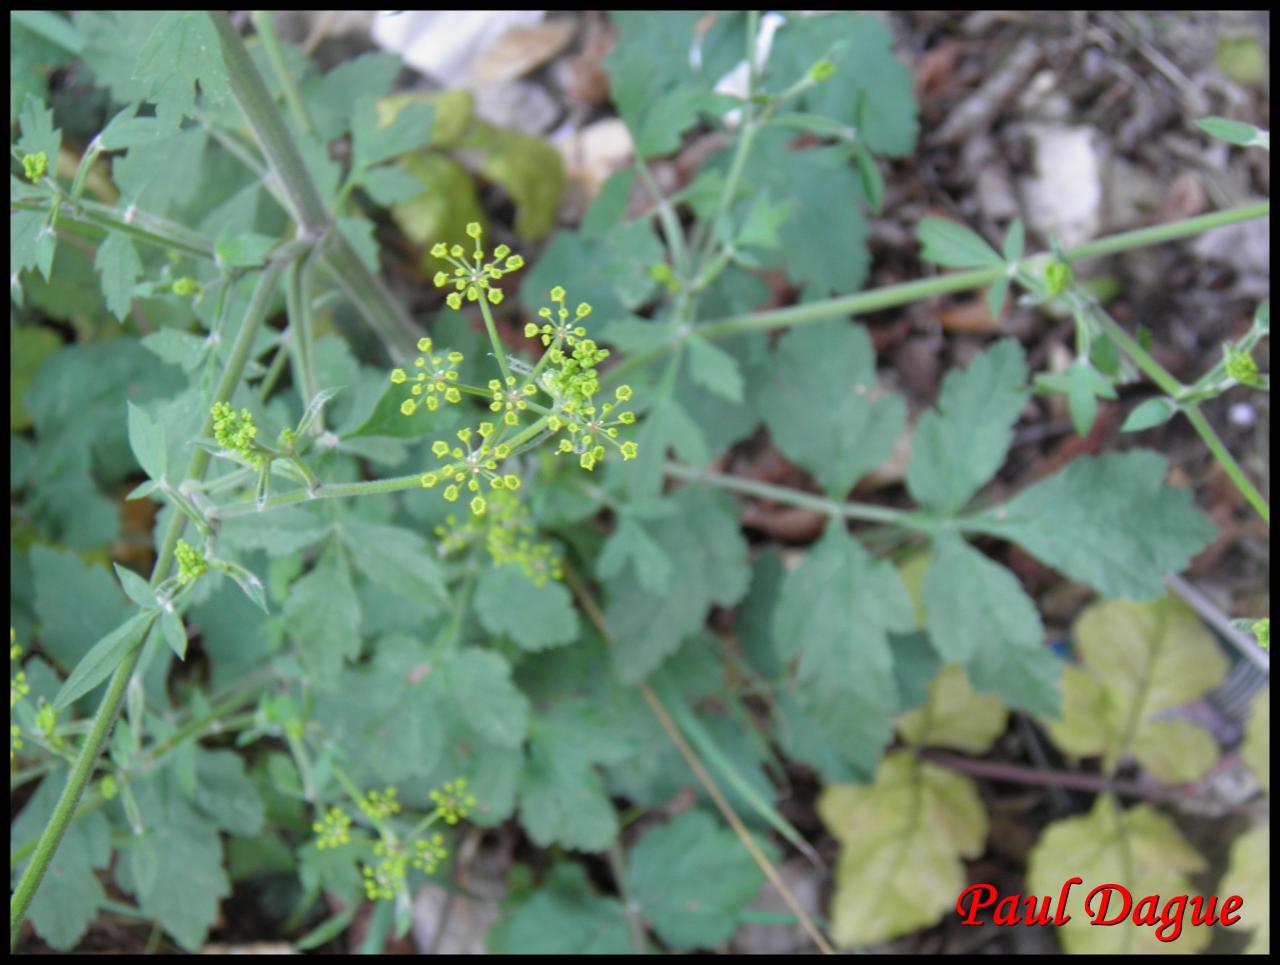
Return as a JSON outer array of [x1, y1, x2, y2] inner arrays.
[[1127, 720, 1219, 785], [818, 750, 986, 947], [895, 663, 1007, 754], [1242, 687, 1269, 794], [1027, 795, 1210, 953], [1219, 824, 1269, 954], [1045, 595, 1226, 781]]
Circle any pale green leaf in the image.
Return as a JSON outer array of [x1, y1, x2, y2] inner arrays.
[[626, 810, 765, 950], [907, 339, 1028, 514], [53, 611, 153, 712], [126, 400, 167, 481], [283, 542, 361, 683], [352, 95, 432, 171], [132, 12, 228, 127], [972, 451, 1216, 599], [917, 218, 1003, 269], [760, 321, 904, 498], [95, 231, 142, 320], [685, 333, 744, 403], [439, 648, 529, 748], [338, 519, 446, 605], [773, 526, 915, 778], [922, 535, 1059, 717], [605, 488, 749, 683], [488, 863, 634, 954], [475, 563, 578, 651]]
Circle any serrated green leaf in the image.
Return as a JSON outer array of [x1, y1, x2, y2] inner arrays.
[[1027, 796, 1209, 953], [301, 51, 402, 141], [475, 564, 579, 651], [774, 526, 915, 778], [605, 488, 749, 683], [819, 750, 986, 947], [32, 546, 133, 671], [357, 163, 425, 205], [53, 611, 153, 711], [760, 321, 905, 497], [626, 810, 765, 950], [684, 332, 744, 403], [437, 648, 529, 749], [191, 748, 264, 836], [338, 519, 446, 605], [917, 217, 1003, 269], [922, 535, 1059, 717], [214, 230, 277, 269], [766, 12, 917, 157], [141, 328, 208, 373], [1045, 595, 1226, 782], [353, 95, 433, 171], [283, 542, 361, 683], [907, 339, 1028, 514], [17, 92, 62, 160], [132, 12, 228, 128], [971, 451, 1216, 599], [95, 231, 142, 320], [12, 776, 110, 950], [126, 400, 167, 481], [597, 516, 671, 595], [122, 770, 231, 950], [626, 396, 709, 500], [488, 863, 634, 954], [519, 701, 624, 851]]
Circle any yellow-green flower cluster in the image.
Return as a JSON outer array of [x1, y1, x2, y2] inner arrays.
[[11, 633, 30, 712], [430, 778, 477, 826], [553, 387, 639, 471], [420, 423, 520, 517], [391, 337, 466, 415], [359, 786, 402, 821], [431, 222, 524, 310], [22, 151, 47, 183], [488, 376, 538, 426], [312, 806, 352, 850], [412, 833, 449, 875], [172, 276, 200, 297], [174, 539, 207, 585], [210, 402, 264, 468], [11, 631, 28, 762], [364, 831, 410, 901], [1225, 344, 1263, 388], [435, 489, 563, 586], [523, 286, 591, 347]]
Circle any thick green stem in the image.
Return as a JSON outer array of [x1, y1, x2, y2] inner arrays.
[[208, 11, 417, 358], [209, 11, 328, 235], [9, 251, 299, 946]]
